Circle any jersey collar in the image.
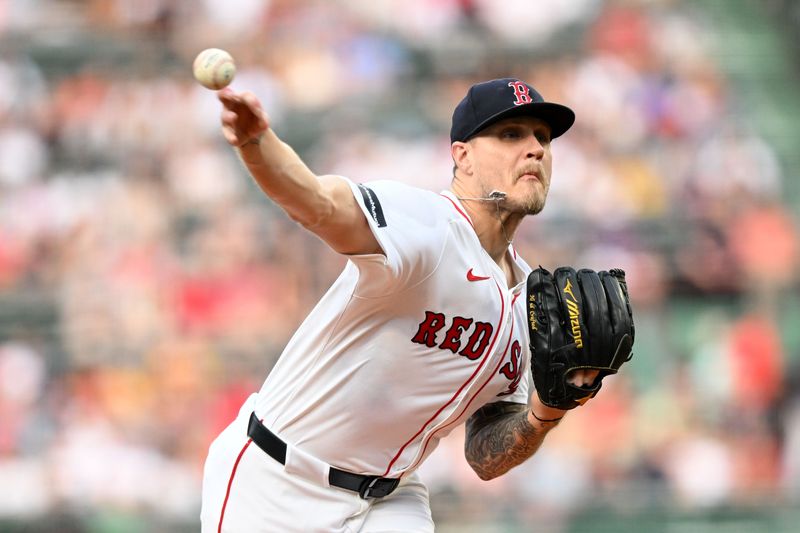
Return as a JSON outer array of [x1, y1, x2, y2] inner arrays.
[[441, 189, 528, 292], [440, 190, 474, 227]]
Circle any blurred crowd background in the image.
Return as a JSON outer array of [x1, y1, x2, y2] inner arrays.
[[1, 0, 800, 531]]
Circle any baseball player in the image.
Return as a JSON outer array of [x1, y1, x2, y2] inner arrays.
[[200, 78, 634, 532]]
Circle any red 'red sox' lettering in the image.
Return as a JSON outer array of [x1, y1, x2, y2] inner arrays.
[[498, 340, 523, 396], [412, 311, 493, 361], [459, 322, 492, 360], [439, 316, 473, 353], [411, 311, 446, 347]]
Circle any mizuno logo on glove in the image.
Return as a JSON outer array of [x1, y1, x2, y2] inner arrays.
[[562, 279, 583, 349]]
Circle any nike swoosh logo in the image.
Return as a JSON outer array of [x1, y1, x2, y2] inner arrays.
[[466, 268, 491, 282]]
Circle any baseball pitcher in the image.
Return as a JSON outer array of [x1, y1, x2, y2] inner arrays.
[[200, 78, 634, 532]]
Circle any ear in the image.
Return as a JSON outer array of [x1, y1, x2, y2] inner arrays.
[[451, 142, 473, 175]]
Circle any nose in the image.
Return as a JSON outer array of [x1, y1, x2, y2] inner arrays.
[[526, 135, 545, 160]]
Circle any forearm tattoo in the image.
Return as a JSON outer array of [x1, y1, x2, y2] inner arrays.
[[464, 402, 552, 480]]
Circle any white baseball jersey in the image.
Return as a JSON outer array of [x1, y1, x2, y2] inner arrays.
[[253, 179, 532, 479]]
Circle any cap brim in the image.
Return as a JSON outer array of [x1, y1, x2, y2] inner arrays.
[[462, 102, 575, 141]]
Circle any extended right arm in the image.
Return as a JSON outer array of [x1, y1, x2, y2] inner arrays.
[[218, 89, 381, 256]]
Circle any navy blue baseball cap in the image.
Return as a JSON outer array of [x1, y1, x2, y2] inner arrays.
[[450, 78, 575, 143]]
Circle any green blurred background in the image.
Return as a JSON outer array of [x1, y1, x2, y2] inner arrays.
[[1, 0, 799, 531]]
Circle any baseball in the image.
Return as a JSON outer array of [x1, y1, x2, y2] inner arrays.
[[192, 48, 236, 90]]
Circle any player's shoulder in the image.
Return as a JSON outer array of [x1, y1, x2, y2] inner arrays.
[[359, 180, 441, 202], [356, 180, 452, 221]]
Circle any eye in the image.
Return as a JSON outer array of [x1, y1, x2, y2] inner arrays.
[[501, 128, 522, 139], [535, 131, 551, 145]]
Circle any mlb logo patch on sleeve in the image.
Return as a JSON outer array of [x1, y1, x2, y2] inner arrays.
[[358, 184, 387, 227]]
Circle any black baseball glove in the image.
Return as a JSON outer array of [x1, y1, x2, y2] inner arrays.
[[527, 267, 634, 410]]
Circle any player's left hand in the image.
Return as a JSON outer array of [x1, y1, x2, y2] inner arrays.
[[568, 368, 600, 387], [530, 369, 600, 421], [527, 266, 634, 410]]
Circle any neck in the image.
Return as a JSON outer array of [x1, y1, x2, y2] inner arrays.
[[451, 183, 524, 264]]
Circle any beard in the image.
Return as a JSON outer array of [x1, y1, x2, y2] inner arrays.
[[525, 194, 546, 215], [517, 179, 549, 215], [477, 174, 549, 215], [486, 188, 546, 216]]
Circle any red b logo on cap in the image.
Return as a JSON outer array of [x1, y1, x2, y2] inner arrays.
[[508, 81, 532, 106]]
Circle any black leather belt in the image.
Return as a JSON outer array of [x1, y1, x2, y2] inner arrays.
[[247, 412, 400, 499]]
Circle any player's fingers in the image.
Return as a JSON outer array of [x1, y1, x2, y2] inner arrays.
[[217, 88, 242, 109], [240, 92, 269, 129], [221, 125, 239, 146], [220, 94, 266, 130], [240, 91, 261, 110], [220, 108, 238, 125], [569, 369, 600, 387], [254, 109, 268, 130], [221, 109, 238, 127], [582, 369, 600, 386]]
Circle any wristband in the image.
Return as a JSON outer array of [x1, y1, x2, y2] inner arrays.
[[530, 409, 563, 424], [240, 134, 264, 148]]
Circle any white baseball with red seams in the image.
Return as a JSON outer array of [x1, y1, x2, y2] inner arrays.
[[201, 180, 533, 532], [193, 48, 236, 90]]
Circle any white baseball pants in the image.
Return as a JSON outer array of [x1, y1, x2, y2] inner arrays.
[[200, 394, 435, 532]]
